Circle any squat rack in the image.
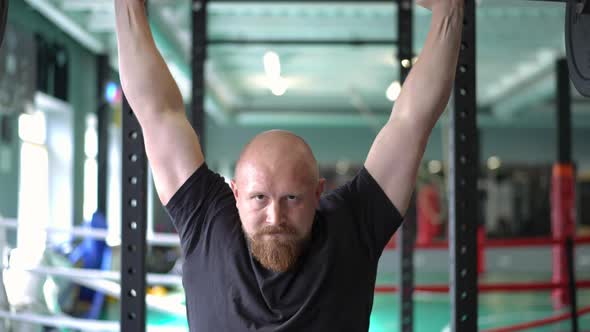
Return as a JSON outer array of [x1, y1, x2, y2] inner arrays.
[[118, 1, 479, 331]]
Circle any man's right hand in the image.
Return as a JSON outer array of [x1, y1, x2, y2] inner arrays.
[[114, 0, 205, 205]]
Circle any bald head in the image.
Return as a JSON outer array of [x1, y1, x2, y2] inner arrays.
[[235, 130, 319, 184], [231, 130, 324, 272]]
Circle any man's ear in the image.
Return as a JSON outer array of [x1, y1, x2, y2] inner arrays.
[[231, 179, 239, 200]]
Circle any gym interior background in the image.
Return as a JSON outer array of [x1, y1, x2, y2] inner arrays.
[[0, 0, 589, 331]]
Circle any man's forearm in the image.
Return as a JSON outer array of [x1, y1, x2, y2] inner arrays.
[[114, 0, 184, 118], [391, 4, 464, 127]]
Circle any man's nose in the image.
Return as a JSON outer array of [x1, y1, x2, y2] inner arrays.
[[266, 201, 283, 225]]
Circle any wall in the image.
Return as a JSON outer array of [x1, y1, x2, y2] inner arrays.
[[1, 1, 98, 225], [204, 118, 590, 174]]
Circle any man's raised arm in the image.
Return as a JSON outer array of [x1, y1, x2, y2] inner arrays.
[[364, 0, 464, 215], [114, 0, 204, 205]]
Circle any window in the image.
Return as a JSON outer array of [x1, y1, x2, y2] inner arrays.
[[17, 111, 49, 256], [17, 92, 74, 250], [83, 114, 98, 221]]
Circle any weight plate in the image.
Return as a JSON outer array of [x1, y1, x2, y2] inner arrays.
[[566, 0, 590, 97]]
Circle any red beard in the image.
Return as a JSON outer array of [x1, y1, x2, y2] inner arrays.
[[245, 225, 306, 272]]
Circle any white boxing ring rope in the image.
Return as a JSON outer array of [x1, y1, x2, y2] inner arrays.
[[0, 217, 180, 247], [52, 273, 187, 316], [0, 216, 188, 329], [3, 265, 187, 314], [0, 310, 188, 331], [1, 263, 186, 316], [0, 310, 119, 331], [0, 287, 185, 327], [4, 265, 183, 287]]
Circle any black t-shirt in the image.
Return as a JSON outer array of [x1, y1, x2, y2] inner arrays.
[[166, 163, 403, 331]]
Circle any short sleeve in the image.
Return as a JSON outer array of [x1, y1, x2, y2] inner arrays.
[[165, 163, 235, 256], [328, 167, 403, 260]]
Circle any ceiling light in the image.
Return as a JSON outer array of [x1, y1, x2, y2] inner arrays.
[[263, 51, 281, 79], [270, 77, 288, 96], [487, 156, 501, 170], [428, 160, 442, 174]]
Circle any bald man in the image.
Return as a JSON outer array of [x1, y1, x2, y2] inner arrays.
[[115, 0, 463, 330]]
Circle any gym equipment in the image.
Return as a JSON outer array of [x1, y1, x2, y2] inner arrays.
[[566, 0, 590, 96]]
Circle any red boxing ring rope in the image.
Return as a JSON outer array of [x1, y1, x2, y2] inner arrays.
[[385, 236, 590, 250], [374, 280, 590, 294]]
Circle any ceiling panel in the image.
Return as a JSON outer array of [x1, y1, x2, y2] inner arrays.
[[34, 0, 578, 128]]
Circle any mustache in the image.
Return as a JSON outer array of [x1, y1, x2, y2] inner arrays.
[[256, 225, 297, 236]]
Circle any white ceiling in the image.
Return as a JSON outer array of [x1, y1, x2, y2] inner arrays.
[[25, 0, 590, 128]]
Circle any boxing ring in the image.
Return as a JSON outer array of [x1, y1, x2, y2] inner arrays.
[[0, 216, 187, 331], [371, 236, 590, 331], [0, 0, 587, 330], [1, 215, 589, 331]]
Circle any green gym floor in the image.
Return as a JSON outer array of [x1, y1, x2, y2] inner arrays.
[[369, 271, 590, 331], [104, 271, 590, 331]]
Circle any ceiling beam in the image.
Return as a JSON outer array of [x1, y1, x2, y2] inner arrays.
[[233, 109, 590, 128], [60, 0, 111, 11], [24, 0, 105, 53], [149, 6, 235, 124], [491, 75, 555, 119]]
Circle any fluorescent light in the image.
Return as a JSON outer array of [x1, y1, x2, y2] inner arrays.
[[262, 51, 288, 96], [386, 81, 402, 101], [263, 51, 281, 79]]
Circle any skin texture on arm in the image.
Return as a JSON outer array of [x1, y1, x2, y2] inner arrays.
[[364, 0, 464, 216], [114, 0, 204, 205]]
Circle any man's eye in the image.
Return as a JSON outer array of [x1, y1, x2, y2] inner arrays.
[[287, 195, 297, 200], [255, 195, 265, 201]]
